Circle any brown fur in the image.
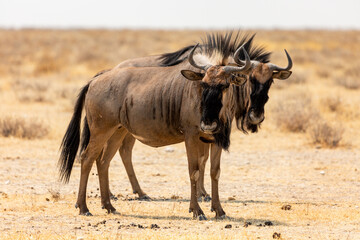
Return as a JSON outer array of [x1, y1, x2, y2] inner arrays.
[[67, 55, 244, 219]]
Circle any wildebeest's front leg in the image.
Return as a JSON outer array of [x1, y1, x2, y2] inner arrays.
[[119, 133, 150, 200], [185, 136, 206, 220], [210, 143, 226, 218], [96, 128, 127, 214], [197, 143, 211, 202]]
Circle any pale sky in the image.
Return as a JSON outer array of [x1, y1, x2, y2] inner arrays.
[[0, 0, 359, 29]]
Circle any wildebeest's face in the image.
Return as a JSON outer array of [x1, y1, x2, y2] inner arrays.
[[244, 51, 293, 132], [181, 44, 251, 135]]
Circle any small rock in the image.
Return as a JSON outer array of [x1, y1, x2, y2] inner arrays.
[[164, 147, 175, 153], [320, 170, 325, 175], [228, 197, 236, 201], [77, 237, 84, 240], [45, 198, 50, 201], [272, 232, 281, 239], [243, 222, 252, 228], [281, 204, 291, 210], [4, 180, 10, 185], [224, 224, 232, 229], [264, 221, 273, 226], [150, 224, 160, 229]]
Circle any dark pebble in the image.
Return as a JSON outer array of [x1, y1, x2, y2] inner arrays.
[[150, 224, 160, 229], [265, 221, 273, 226]]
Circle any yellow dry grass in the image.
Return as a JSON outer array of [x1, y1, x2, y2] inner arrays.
[[0, 29, 360, 239]]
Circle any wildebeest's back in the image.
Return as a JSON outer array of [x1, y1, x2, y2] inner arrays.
[[88, 66, 200, 147]]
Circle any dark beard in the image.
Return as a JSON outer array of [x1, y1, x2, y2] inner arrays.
[[213, 119, 231, 151], [246, 122, 259, 133]]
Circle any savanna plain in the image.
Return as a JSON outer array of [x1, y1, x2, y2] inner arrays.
[[0, 29, 360, 240]]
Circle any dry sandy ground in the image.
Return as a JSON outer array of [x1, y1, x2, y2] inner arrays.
[[1, 131, 359, 239], [0, 29, 360, 239]]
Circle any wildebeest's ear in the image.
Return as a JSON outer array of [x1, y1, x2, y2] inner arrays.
[[181, 70, 204, 81], [273, 71, 292, 80]]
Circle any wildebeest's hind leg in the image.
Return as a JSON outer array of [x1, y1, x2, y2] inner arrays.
[[96, 128, 128, 214], [210, 144, 226, 218], [120, 133, 150, 200], [185, 136, 207, 220], [75, 126, 118, 216], [197, 143, 211, 202]]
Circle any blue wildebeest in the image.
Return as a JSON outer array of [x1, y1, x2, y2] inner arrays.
[[58, 38, 253, 219], [79, 32, 292, 218], [59, 32, 292, 219]]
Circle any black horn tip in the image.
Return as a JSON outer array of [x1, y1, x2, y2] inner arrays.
[[284, 49, 293, 70]]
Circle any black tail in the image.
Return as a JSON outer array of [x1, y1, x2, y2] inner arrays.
[[58, 83, 90, 183], [80, 116, 90, 155]]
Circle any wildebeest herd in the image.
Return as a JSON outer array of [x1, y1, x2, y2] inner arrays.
[[58, 31, 292, 220]]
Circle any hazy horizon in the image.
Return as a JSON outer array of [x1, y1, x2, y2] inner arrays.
[[1, 0, 359, 30]]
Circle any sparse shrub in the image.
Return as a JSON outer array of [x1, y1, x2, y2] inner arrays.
[[335, 66, 360, 89], [322, 95, 342, 112], [0, 116, 49, 139], [12, 79, 50, 92], [16, 91, 52, 103], [272, 91, 319, 132], [335, 76, 360, 90], [316, 69, 330, 79], [308, 120, 344, 148], [12, 79, 53, 103], [34, 53, 63, 75]]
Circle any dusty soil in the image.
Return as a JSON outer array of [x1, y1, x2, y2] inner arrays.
[[0, 29, 360, 239]]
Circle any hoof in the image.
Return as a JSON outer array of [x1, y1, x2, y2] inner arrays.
[[75, 203, 79, 209], [138, 195, 151, 201], [210, 208, 214, 212], [204, 195, 211, 202], [198, 214, 207, 221], [80, 211, 93, 216]]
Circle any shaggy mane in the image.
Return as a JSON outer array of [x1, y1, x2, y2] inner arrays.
[[158, 31, 271, 67]]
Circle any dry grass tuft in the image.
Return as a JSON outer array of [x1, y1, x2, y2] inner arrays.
[[12, 78, 54, 103], [0, 115, 49, 139], [308, 120, 344, 148], [47, 188, 61, 202], [335, 66, 360, 89], [34, 52, 63, 75], [335, 76, 360, 90], [322, 95, 342, 112], [272, 91, 319, 132]]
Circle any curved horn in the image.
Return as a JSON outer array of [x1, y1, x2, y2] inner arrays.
[[188, 43, 210, 71], [268, 49, 293, 71], [223, 46, 251, 73]]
